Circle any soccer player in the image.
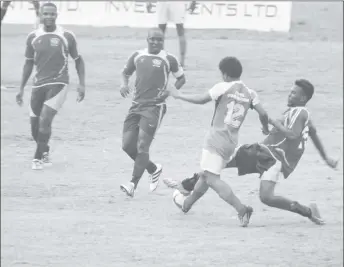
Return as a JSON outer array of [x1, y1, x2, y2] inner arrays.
[[119, 28, 186, 197], [165, 57, 270, 227], [164, 79, 338, 225], [146, 1, 196, 67], [16, 2, 86, 170], [1, 1, 40, 28]]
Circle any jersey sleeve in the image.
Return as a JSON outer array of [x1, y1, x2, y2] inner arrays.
[[288, 108, 309, 136], [167, 54, 184, 78], [64, 31, 80, 60], [208, 82, 228, 101], [24, 33, 35, 60], [123, 51, 139, 76], [248, 88, 260, 109]]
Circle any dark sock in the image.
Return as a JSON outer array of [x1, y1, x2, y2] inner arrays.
[[182, 173, 200, 192], [34, 130, 51, 160], [130, 152, 150, 188], [290, 201, 312, 218]]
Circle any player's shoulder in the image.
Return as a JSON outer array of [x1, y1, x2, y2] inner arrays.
[[289, 106, 310, 122], [60, 27, 77, 40]]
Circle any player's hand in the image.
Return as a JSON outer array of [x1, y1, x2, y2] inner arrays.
[[262, 126, 270, 135], [325, 157, 338, 169], [77, 84, 85, 102], [16, 91, 24, 106], [168, 87, 181, 99], [120, 85, 130, 98]]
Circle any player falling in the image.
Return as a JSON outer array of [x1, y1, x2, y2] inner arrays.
[[119, 28, 186, 197], [164, 57, 270, 227], [164, 79, 338, 225], [147, 1, 196, 67], [16, 2, 86, 170]]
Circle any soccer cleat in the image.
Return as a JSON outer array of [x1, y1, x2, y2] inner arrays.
[[32, 159, 43, 170], [308, 203, 325, 225], [238, 206, 253, 227], [42, 152, 52, 166], [172, 190, 189, 213], [163, 178, 191, 196], [120, 182, 135, 197], [149, 164, 163, 192]]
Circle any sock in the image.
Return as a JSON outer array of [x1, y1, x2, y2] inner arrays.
[[290, 201, 312, 218], [34, 129, 51, 160], [130, 152, 150, 188], [182, 173, 200, 192], [183, 176, 209, 211]]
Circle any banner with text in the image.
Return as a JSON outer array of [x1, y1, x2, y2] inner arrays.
[[3, 1, 292, 32]]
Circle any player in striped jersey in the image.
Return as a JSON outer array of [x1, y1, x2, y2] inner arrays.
[[165, 57, 270, 227], [119, 28, 185, 197], [16, 2, 86, 170], [164, 79, 338, 225]]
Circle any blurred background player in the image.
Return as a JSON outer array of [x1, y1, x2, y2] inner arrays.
[[1, 1, 40, 90], [1, 1, 40, 28], [146, 1, 197, 68], [165, 79, 338, 225], [119, 28, 186, 197], [165, 57, 269, 227], [16, 2, 86, 170]]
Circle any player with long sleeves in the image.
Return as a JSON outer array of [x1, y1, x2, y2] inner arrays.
[[119, 28, 186, 197], [16, 2, 86, 170]]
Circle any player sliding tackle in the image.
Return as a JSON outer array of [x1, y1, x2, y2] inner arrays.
[[164, 79, 338, 225], [119, 28, 185, 197], [163, 57, 270, 227], [16, 2, 86, 170]]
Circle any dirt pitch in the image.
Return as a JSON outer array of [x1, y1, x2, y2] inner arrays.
[[1, 2, 343, 267]]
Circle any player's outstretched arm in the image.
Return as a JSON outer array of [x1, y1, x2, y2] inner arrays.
[[308, 120, 338, 169], [252, 103, 269, 135], [171, 89, 212, 105], [74, 56, 86, 102]]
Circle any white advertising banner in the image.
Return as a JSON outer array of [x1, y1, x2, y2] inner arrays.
[[2, 1, 292, 32]]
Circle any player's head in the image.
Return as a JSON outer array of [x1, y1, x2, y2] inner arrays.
[[147, 28, 164, 54], [288, 79, 314, 107], [219, 57, 242, 81], [40, 2, 57, 29]]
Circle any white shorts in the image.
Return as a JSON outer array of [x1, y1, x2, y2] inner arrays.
[[200, 149, 227, 175], [260, 160, 283, 183], [157, 2, 186, 25]]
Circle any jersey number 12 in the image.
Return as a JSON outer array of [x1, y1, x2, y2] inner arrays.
[[224, 101, 245, 128]]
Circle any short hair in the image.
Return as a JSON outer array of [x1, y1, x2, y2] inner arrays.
[[41, 2, 57, 10], [218, 57, 242, 79], [295, 79, 314, 101]]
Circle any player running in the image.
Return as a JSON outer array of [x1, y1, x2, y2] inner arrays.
[[164, 79, 338, 225], [146, 1, 196, 67], [16, 2, 86, 170], [1, 1, 40, 28], [119, 28, 186, 197], [164, 56, 270, 227]]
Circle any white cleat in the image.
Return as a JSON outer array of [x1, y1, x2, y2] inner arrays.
[[42, 152, 52, 166], [149, 164, 163, 192], [120, 182, 135, 198], [32, 159, 43, 170], [172, 190, 189, 213]]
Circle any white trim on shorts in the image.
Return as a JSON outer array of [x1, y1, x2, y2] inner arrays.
[[260, 160, 283, 183]]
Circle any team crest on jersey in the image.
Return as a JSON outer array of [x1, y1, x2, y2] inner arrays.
[[152, 59, 162, 68], [50, 37, 60, 46]]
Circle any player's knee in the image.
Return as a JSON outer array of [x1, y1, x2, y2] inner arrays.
[[38, 116, 52, 133], [259, 189, 273, 205], [136, 140, 150, 154], [122, 138, 133, 154]]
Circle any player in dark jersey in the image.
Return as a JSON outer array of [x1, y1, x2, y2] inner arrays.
[[1, 1, 40, 27], [16, 2, 86, 170], [164, 79, 338, 225], [119, 28, 186, 198]]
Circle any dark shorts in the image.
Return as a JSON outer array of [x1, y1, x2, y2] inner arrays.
[[123, 103, 167, 136], [30, 84, 68, 117], [226, 143, 277, 176]]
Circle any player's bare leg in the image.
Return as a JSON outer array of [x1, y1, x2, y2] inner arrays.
[[32, 105, 56, 170], [205, 171, 253, 227], [176, 24, 186, 67], [182, 173, 209, 212], [259, 181, 325, 225]]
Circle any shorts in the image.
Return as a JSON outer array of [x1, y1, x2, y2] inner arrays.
[[30, 83, 68, 117], [157, 2, 185, 25], [200, 149, 228, 175], [260, 160, 283, 183], [225, 143, 278, 177], [123, 103, 167, 137]]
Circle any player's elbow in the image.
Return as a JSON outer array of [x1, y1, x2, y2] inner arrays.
[[175, 75, 186, 90]]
